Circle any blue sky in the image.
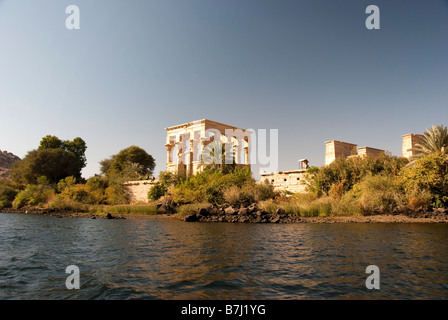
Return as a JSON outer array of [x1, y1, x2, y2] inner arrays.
[[0, 0, 447, 179]]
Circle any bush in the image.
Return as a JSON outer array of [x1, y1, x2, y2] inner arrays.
[[306, 155, 408, 197], [170, 167, 254, 205], [12, 177, 54, 209], [400, 153, 448, 208], [148, 171, 181, 201], [59, 176, 109, 205], [0, 180, 19, 208], [47, 196, 89, 212], [352, 173, 405, 215], [105, 184, 130, 205]]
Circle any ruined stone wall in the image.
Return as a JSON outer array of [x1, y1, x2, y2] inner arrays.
[[124, 180, 157, 203], [260, 170, 308, 193]]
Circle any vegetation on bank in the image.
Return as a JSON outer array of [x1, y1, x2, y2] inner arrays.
[[0, 125, 447, 218]]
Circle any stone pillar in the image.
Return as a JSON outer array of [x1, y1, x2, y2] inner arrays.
[[165, 143, 174, 163], [188, 139, 195, 176], [200, 138, 207, 163], [233, 143, 239, 164], [244, 136, 250, 165]]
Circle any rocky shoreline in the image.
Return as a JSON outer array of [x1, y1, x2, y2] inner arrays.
[[2, 203, 448, 223], [178, 203, 448, 224]]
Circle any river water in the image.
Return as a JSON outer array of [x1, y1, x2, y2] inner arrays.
[[0, 212, 447, 300]]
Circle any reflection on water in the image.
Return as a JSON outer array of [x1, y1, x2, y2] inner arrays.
[[0, 213, 447, 299]]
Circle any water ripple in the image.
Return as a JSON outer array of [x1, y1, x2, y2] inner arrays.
[[1, 213, 447, 299]]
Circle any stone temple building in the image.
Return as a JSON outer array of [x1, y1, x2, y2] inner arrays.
[[165, 119, 252, 177], [401, 133, 424, 159], [324, 140, 385, 166], [125, 123, 427, 202]]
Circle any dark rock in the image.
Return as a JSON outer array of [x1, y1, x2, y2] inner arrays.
[[275, 208, 286, 216], [198, 208, 210, 216], [247, 203, 258, 213], [183, 214, 199, 222], [106, 213, 115, 219], [208, 206, 221, 215]]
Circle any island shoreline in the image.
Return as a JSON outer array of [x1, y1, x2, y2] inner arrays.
[[1, 207, 447, 223]]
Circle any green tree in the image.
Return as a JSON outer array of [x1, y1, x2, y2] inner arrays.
[[410, 124, 448, 162], [38, 135, 87, 175], [10, 149, 80, 184], [0, 179, 19, 208], [39, 135, 63, 149], [101, 146, 155, 180]]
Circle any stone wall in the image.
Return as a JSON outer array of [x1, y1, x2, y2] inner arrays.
[[260, 170, 308, 193], [124, 180, 157, 203], [357, 146, 384, 158]]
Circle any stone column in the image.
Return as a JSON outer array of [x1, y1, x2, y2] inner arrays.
[[200, 138, 207, 163], [188, 139, 195, 176], [233, 143, 239, 164], [165, 143, 173, 163], [244, 136, 251, 165]]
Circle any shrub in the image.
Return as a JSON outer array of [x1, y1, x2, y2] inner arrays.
[[12, 177, 54, 209], [223, 185, 241, 206], [170, 167, 254, 205], [339, 173, 405, 215], [59, 176, 109, 205], [0, 180, 19, 208], [148, 171, 181, 201], [306, 155, 408, 197], [47, 196, 89, 212], [400, 153, 448, 208], [105, 184, 129, 205], [57, 176, 77, 192]]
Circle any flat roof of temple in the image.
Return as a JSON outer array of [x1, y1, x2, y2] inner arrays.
[[165, 119, 249, 131]]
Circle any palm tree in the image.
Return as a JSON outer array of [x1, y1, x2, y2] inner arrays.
[[409, 124, 448, 163], [200, 140, 236, 173]]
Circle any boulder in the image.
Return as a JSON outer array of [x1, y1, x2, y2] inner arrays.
[[198, 208, 210, 216], [183, 214, 199, 222], [224, 206, 236, 215], [275, 208, 286, 216]]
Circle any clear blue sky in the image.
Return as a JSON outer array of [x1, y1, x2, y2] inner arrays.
[[1, 0, 447, 179]]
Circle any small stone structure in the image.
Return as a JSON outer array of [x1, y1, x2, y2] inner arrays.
[[123, 180, 157, 203], [165, 119, 252, 177], [260, 169, 308, 193], [260, 159, 309, 193]]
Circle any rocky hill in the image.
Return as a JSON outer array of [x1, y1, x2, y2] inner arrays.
[[0, 150, 21, 179]]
